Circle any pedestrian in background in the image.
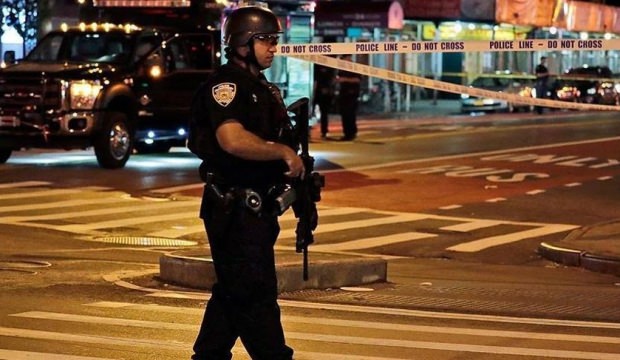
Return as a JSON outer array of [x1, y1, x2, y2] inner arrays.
[[534, 56, 549, 114], [313, 63, 335, 139], [188, 5, 302, 360], [337, 54, 362, 141]]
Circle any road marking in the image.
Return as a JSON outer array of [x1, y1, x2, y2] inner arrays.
[[0, 349, 114, 360], [6, 310, 620, 360], [134, 138, 620, 195], [151, 183, 203, 193], [485, 197, 507, 202], [289, 332, 620, 359], [0, 197, 122, 213], [0, 183, 579, 253], [56, 211, 199, 234], [0, 326, 186, 349], [1, 198, 199, 222], [565, 182, 582, 187], [0, 187, 108, 200], [0, 181, 51, 189], [279, 213, 426, 239], [527, 189, 546, 195], [447, 224, 579, 252], [147, 207, 362, 238], [441, 219, 503, 232], [439, 204, 462, 209], [89, 301, 620, 329], [324, 136, 620, 173], [14, 311, 620, 345], [311, 232, 436, 251]]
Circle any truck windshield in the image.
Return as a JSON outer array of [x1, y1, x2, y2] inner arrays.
[[27, 32, 135, 64]]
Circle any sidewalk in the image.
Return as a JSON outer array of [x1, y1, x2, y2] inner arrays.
[[539, 221, 620, 276], [358, 99, 461, 119]]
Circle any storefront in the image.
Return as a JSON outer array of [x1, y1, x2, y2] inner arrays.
[[314, 0, 404, 111]]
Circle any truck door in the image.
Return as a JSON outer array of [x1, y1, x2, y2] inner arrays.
[[142, 33, 216, 135]]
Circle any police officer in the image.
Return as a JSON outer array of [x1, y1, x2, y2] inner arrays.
[[534, 56, 550, 114], [188, 5, 303, 360]]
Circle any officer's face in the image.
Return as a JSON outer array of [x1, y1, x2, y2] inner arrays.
[[253, 34, 279, 69]]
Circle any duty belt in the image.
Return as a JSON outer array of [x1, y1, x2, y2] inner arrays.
[[204, 173, 296, 216]]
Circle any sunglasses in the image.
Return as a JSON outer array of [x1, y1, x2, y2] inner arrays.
[[254, 34, 280, 46]]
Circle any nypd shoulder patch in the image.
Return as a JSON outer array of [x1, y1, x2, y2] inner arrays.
[[212, 82, 237, 107]]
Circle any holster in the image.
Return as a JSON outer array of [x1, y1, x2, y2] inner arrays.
[[204, 173, 234, 214]]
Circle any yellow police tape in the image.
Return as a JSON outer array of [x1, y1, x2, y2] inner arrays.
[[277, 39, 620, 111], [276, 39, 610, 56]]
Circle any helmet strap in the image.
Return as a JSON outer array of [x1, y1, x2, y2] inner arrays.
[[230, 39, 264, 72], [246, 38, 266, 71]]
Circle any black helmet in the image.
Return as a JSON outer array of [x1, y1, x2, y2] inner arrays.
[[223, 6, 282, 47]]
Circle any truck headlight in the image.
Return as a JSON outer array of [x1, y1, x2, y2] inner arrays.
[[69, 80, 102, 109]]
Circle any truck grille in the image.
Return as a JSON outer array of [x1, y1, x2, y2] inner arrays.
[[0, 75, 61, 113]]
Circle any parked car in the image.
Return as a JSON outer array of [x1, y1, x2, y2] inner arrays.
[[554, 66, 619, 105], [461, 74, 534, 113]]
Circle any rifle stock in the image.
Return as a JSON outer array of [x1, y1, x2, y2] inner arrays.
[[287, 97, 325, 281]]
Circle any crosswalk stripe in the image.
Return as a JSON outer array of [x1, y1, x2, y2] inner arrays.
[[0, 181, 51, 189], [0, 183, 581, 253], [447, 223, 580, 252], [310, 231, 436, 251], [89, 301, 620, 329], [279, 213, 426, 239], [13, 311, 620, 345], [440, 219, 503, 232], [0, 326, 186, 349], [280, 206, 365, 222], [56, 211, 198, 234], [0, 186, 108, 200], [3, 316, 618, 360], [147, 206, 371, 238], [286, 332, 620, 360], [151, 182, 203, 193], [0, 197, 122, 213], [2, 199, 199, 222], [0, 349, 114, 360]]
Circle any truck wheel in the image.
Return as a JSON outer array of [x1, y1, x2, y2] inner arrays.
[[0, 148, 11, 163], [94, 112, 132, 169]]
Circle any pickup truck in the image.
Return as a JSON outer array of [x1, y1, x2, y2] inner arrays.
[[0, 23, 219, 168]]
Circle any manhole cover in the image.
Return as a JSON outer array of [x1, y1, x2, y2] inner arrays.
[[92, 236, 197, 247]]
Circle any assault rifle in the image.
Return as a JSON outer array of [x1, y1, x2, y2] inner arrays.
[[287, 97, 325, 281]]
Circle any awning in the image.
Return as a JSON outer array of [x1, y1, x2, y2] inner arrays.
[[314, 0, 404, 37]]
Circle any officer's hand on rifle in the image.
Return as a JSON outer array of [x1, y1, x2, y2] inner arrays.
[[282, 147, 305, 178]]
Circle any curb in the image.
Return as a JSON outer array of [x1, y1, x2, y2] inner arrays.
[[159, 253, 388, 293], [538, 242, 620, 276]]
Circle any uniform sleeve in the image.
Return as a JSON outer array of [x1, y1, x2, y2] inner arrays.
[[206, 79, 248, 130]]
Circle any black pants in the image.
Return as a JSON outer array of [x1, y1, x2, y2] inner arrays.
[[315, 94, 332, 136], [339, 95, 358, 139], [535, 83, 548, 114], [192, 194, 293, 360]]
